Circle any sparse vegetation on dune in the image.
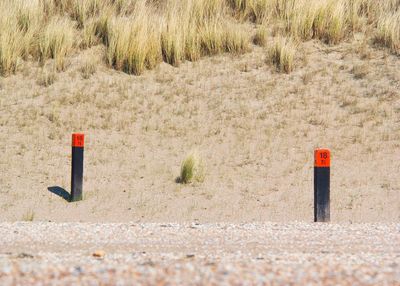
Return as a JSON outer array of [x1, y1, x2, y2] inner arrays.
[[253, 24, 268, 46], [375, 10, 400, 54], [179, 152, 205, 184], [39, 16, 76, 71], [105, 3, 161, 75], [0, 0, 399, 76], [0, 2, 26, 75], [267, 37, 295, 73], [22, 209, 35, 221]]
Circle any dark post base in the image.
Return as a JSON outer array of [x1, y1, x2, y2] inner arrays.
[[314, 167, 330, 222], [71, 146, 84, 202]]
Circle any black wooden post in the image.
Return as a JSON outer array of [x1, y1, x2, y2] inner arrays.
[[71, 133, 84, 202], [314, 149, 330, 222]]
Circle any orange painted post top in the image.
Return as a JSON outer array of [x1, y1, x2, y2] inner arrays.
[[314, 148, 330, 167], [72, 133, 85, 147]]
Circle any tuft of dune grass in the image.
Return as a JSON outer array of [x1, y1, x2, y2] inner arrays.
[[161, 0, 248, 65], [227, 0, 275, 22], [0, 19, 24, 76], [199, 17, 224, 55], [37, 65, 57, 87], [15, 0, 43, 59], [253, 23, 268, 46], [267, 37, 296, 73], [70, 0, 102, 28], [284, 0, 347, 44], [80, 18, 99, 48], [39, 17, 76, 71], [0, 1, 41, 75], [105, 1, 162, 75], [22, 209, 35, 221], [375, 10, 400, 54], [179, 151, 205, 184], [161, 2, 185, 66], [223, 20, 250, 53]]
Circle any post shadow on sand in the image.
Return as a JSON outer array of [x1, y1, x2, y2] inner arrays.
[[48, 186, 70, 202]]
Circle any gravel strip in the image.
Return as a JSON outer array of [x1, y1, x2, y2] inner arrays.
[[0, 223, 399, 285]]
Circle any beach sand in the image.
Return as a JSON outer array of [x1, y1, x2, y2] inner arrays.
[[0, 38, 399, 223]]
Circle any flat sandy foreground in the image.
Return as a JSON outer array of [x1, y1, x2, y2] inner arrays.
[[0, 222, 399, 285]]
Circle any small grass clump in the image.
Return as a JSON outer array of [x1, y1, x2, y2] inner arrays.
[[179, 152, 205, 184], [105, 1, 162, 75], [285, 0, 348, 44], [22, 209, 35, 221], [199, 17, 224, 55], [320, 1, 347, 44], [375, 10, 400, 55], [223, 20, 250, 53], [351, 64, 369, 79], [15, 0, 43, 59], [80, 58, 97, 79], [227, 0, 274, 22], [267, 37, 296, 73], [253, 24, 268, 46], [106, 16, 162, 75], [161, 5, 185, 66], [80, 18, 99, 48], [37, 67, 57, 87], [0, 23, 23, 76], [70, 0, 102, 28], [0, 3, 24, 75], [39, 17, 76, 71]]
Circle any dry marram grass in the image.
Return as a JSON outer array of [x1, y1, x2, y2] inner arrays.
[[80, 56, 97, 79], [37, 67, 57, 86], [106, 14, 161, 74], [179, 152, 205, 184], [21, 209, 35, 221], [267, 37, 295, 73], [39, 17, 75, 71], [253, 24, 268, 46], [375, 10, 400, 54], [0, 0, 399, 76]]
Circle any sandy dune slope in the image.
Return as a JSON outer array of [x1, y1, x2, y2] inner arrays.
[[0, 38, 399, 223]]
